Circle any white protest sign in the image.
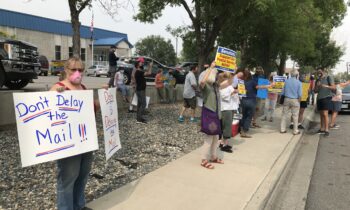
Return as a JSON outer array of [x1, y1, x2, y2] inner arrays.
[[13, 90, 98, 167], [131, 94, 150, 108], [98, 88, 121, 160]]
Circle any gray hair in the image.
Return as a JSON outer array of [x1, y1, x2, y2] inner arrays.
[[290, 69, 299, 77]]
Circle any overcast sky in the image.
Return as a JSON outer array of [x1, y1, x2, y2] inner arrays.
[[1, 0, 349, 72]]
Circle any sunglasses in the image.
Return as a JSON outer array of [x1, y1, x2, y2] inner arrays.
[[68, 68, 84, 72]]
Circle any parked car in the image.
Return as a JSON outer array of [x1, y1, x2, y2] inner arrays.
[[38, 55, 49, 76], [341, 85, 350, 112], [0, 38, 40, 89], [51, 60, 65, 76], [86, 65, 108, 77], [129, 56, 185, 84], [175, 62, 198, 73], [117, 59, 134, 85]]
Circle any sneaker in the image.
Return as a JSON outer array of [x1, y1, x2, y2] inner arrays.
[[221, 145, 233, 153], [330, 124, 340, 129], [128, 109, 136, 113], [269, 118, 273, 122], [289, 124, 294, 129], [261, 117, 267, 121], [190, 117, 197, 123], [317, 130, 325, 134], [136, 119, 147, 124], [298, 124, 305, 129], [324, 131, 330, 137], [178, 116, 184, 122]]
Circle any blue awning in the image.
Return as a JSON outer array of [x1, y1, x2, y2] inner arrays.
[[93, 37, 133, 48]]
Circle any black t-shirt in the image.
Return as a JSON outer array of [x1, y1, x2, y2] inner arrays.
[[135, 70, 146, 91], [109, 51, 118, 66]]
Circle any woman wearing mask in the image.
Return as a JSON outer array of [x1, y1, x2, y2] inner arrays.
[[199, 61, 223, 169], [50, 56, 96, 210]]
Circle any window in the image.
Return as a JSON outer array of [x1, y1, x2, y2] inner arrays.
[[81, 48, 86, 61], [55, 45, 61, 60], [69, 47, 73, 58]]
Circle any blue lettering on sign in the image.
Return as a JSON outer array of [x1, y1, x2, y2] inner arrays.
[[217, 47, 236, 57], [35, 123, 72, 146], [15, 96, 50, 118], [56, 94, 84, 112]]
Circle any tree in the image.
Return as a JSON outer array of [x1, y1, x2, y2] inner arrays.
[[135, 35, 177, 65], [68, 0, 92, 57], [134, 0, 260, 70], [218, 0, 347, 75]]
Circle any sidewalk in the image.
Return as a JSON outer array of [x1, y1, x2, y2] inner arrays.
[[87, 106, 315, 210]]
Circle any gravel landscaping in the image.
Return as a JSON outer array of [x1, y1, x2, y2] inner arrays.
[[0, 103, 202, 210]]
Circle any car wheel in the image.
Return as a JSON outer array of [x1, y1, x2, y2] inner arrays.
[[4, 79, 30, 90], [44, 72, 48, 76]]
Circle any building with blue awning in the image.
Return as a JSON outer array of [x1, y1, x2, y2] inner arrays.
[[0, 8, 133, 67]]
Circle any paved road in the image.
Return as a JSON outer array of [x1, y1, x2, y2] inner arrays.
[[306, 113, 350, 210]]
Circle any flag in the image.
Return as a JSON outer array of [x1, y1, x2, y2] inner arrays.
[[90, 11, 94, 41]]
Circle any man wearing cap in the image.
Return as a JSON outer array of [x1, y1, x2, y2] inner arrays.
[[134, 57, 153, 123], [108, 46, 119, 87]]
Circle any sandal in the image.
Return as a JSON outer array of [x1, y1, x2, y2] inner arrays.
[[210, 158, 224, 164], [201, 160, 214, 169]]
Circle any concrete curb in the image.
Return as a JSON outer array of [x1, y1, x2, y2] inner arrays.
[[243, 106, 316, 210]]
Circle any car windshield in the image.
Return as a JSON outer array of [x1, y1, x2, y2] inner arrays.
[[343, 85, 350, 93]]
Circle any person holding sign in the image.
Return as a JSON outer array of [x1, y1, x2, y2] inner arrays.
[[199, 61, 223, 169], [240, 68, 272, 138], [50, 57, 95, 210], [252, 67, 266, 128]]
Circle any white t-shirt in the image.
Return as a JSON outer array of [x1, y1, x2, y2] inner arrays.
[[220, 85, 239, 111], [114, 71, 124, 86], [183, 71, 197, 98]]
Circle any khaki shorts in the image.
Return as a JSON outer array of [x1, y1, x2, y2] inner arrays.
[[183, 97, 197, 109]]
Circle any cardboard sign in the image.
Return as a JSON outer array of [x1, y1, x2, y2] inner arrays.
[[301, 83, 310, 101], [214, 46, 237, 73], [13, 90, 98, 167], [269, 76, 286, 93], [257, 78, 269, 99], [98, 88, 121, 160], [237, 79, 246, 96]]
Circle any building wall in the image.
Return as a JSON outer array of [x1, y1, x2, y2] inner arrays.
[[0, 26, 93, 66]]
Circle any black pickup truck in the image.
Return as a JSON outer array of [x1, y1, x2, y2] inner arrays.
[[0, 39, 41, 89]]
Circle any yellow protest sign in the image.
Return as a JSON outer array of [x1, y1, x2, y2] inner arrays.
[[301, 83, 309, 101], [215, 46, 237, 73], [237, 79, 246, 96]]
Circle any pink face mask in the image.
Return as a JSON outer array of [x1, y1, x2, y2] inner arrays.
[[69, 70, 82, 85]]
